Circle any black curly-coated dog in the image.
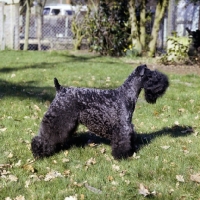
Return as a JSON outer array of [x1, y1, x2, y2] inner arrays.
[[31, 65, 169, 160]]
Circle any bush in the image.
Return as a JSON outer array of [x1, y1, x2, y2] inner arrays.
[[160, 36, 191, 64], [124, 44, 139, 58], [86, 0, 130, 56]]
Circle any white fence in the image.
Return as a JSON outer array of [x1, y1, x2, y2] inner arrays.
[[0, 2, 19, 50]]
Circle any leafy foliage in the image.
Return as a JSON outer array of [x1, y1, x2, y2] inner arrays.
[[160, 36, 191, 64], [124, 44, 142, 58], [86, 0, 130, 56]]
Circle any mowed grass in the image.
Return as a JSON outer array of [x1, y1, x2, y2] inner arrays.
[[0, 50, 200, 200]]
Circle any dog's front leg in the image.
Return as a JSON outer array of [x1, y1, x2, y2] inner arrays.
[[111, 124, 135, 160]]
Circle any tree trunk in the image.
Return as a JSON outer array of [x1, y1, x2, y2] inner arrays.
[[23, 0, 31, 50], [148, 0, 169, 57], [140, 0, 146, 49], [129, 0, 142, 55], [36, 0, 47, 51]]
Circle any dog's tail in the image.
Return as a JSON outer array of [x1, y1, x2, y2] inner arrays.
[[54, 78, 61, 91]]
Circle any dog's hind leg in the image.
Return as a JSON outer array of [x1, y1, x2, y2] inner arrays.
[[31, 112, 78, 158]]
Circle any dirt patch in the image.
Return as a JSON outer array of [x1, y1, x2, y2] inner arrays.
[[71, 51, 200, 75], [148, 64, 200, 75]]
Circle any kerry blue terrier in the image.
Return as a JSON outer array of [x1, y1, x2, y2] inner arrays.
[[31, 65, 169, 160]]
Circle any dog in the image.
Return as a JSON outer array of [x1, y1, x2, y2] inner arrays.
[[31, 65, 169, 159]]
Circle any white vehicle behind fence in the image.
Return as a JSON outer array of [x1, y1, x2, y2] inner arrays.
[[43, 4, 87, 16], [42, 4, 87, 38]]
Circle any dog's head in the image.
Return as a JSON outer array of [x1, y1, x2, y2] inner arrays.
[[122, 65, 169, 104], [142, 67, 169, 104]]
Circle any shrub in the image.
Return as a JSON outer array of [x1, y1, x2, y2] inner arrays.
[[124, 44, 139, 58], [160, 36, 191, 64], [86, 0, 130, 56]]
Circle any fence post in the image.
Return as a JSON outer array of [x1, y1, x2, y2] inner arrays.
[[14, 3, 20, 50], [167, 0, 176, 36], [0, 2, 5, 50], [65, 17, 68, 37]]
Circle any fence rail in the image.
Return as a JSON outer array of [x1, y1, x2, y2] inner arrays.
[[19, 14, 77, 50]]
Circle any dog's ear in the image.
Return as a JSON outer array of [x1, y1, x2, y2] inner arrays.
[[138, 65, 147, 76], [54, 78, 61, 91]]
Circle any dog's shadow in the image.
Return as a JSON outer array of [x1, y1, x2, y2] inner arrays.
[[66, 125, 194, 151], [135, 125, 193, 147]]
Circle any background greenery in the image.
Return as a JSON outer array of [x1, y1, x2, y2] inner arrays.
[[0, 50, 200, 199]]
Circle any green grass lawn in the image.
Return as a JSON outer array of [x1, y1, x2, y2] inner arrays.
[[0, 50, 200, 200]]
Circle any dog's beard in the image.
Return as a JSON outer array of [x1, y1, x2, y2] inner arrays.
[[144, 88, 164, 103], [143, 71, 169, 104]]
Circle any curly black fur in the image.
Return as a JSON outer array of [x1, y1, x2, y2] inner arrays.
[[31, 65, 169, 160], [143, 70, 169, 103]]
